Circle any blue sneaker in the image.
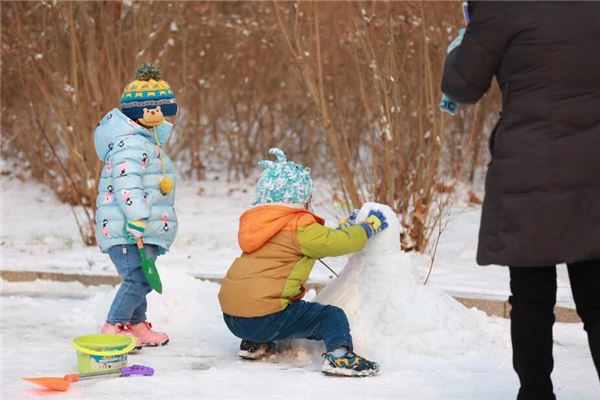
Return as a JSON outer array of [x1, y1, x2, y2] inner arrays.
[[321, 351, 380, 377]]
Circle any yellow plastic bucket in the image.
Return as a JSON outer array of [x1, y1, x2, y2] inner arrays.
[[71, 334, 136, 374]]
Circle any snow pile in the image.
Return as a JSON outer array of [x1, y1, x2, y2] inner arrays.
[[314, 202, 505, 363], [43, 269, 227, 341]]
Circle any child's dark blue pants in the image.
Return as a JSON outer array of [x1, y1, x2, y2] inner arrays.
[[224, 300, 353, 352]]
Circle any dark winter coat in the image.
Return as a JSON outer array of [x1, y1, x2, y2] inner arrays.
[[442, 1, 600, 267]]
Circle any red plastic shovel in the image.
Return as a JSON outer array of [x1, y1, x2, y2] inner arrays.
[[23, 365, 154, 391]]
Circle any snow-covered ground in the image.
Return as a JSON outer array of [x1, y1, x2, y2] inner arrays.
[[2, 274, 597, 399], [1, 175, 598, 399]]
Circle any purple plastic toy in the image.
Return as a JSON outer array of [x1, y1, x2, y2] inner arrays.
[[120, 365, 155, 377]]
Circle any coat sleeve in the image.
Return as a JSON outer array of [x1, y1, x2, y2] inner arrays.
[[441, 3, 507, 104], [110, 141, 151, 222], [296, 224, 367, 258]]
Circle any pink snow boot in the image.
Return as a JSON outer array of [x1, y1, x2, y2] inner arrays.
[[129, 321, 169, 347], [101, 322, 142, 349]]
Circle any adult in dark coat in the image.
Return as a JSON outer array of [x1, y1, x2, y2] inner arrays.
[[441, 2, 600, 399]]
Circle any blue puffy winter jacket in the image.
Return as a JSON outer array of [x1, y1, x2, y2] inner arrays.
[[94, 108, 178, 253]]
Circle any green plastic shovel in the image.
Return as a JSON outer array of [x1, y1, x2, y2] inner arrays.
[[136, 238, 163, 294]]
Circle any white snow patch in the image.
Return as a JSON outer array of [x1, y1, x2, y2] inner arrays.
[[1, 279, 110, 299], [2, 265, 597, 399]]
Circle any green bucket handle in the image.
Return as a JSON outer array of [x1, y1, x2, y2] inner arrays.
[[72, 335, 136, 357]]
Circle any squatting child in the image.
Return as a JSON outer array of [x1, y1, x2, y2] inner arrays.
[[218, 148, 387, 376], [94, 63, 178, 348]]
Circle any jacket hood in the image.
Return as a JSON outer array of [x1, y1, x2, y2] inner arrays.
[[238, 204, 324, 253], [94, 108, 172, 160]]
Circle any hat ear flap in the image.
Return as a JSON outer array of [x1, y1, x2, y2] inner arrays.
[[258, 160, 274, 170], [268, 148, 287, 163]]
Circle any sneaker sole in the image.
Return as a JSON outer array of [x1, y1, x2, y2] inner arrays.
[[238, 349, 273, 360], [141, 339, 169, 347], [321, 365, 380, 377]]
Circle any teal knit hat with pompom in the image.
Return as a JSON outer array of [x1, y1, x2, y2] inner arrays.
[[253, 148, 314, 206]]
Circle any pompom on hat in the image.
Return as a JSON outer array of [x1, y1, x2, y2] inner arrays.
[[120, 63, 178, 124], [253, 148, 314, 206]]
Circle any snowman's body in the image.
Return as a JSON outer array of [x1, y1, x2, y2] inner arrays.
[[312, 203, 504, 364]]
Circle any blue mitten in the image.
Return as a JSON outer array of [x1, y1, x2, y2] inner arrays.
[[359, 210, 389, 239], [337, 209, 359, 229]]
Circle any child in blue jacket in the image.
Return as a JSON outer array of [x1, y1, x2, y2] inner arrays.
[[94, 63, 178, 348]]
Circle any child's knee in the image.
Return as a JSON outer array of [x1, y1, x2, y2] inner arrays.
[[325, 305, 348, 322], [327, 305, 343, 314], [123, 278, 151, 294]]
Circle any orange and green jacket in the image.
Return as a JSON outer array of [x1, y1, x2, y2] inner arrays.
[[218, 204, 368, 318]]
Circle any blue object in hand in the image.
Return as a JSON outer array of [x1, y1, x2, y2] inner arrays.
[[439, 94, 458, 116]]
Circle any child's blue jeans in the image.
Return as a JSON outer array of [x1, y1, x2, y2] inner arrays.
[[107, 244, 158, 324], [223, 300, 353, 352]]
